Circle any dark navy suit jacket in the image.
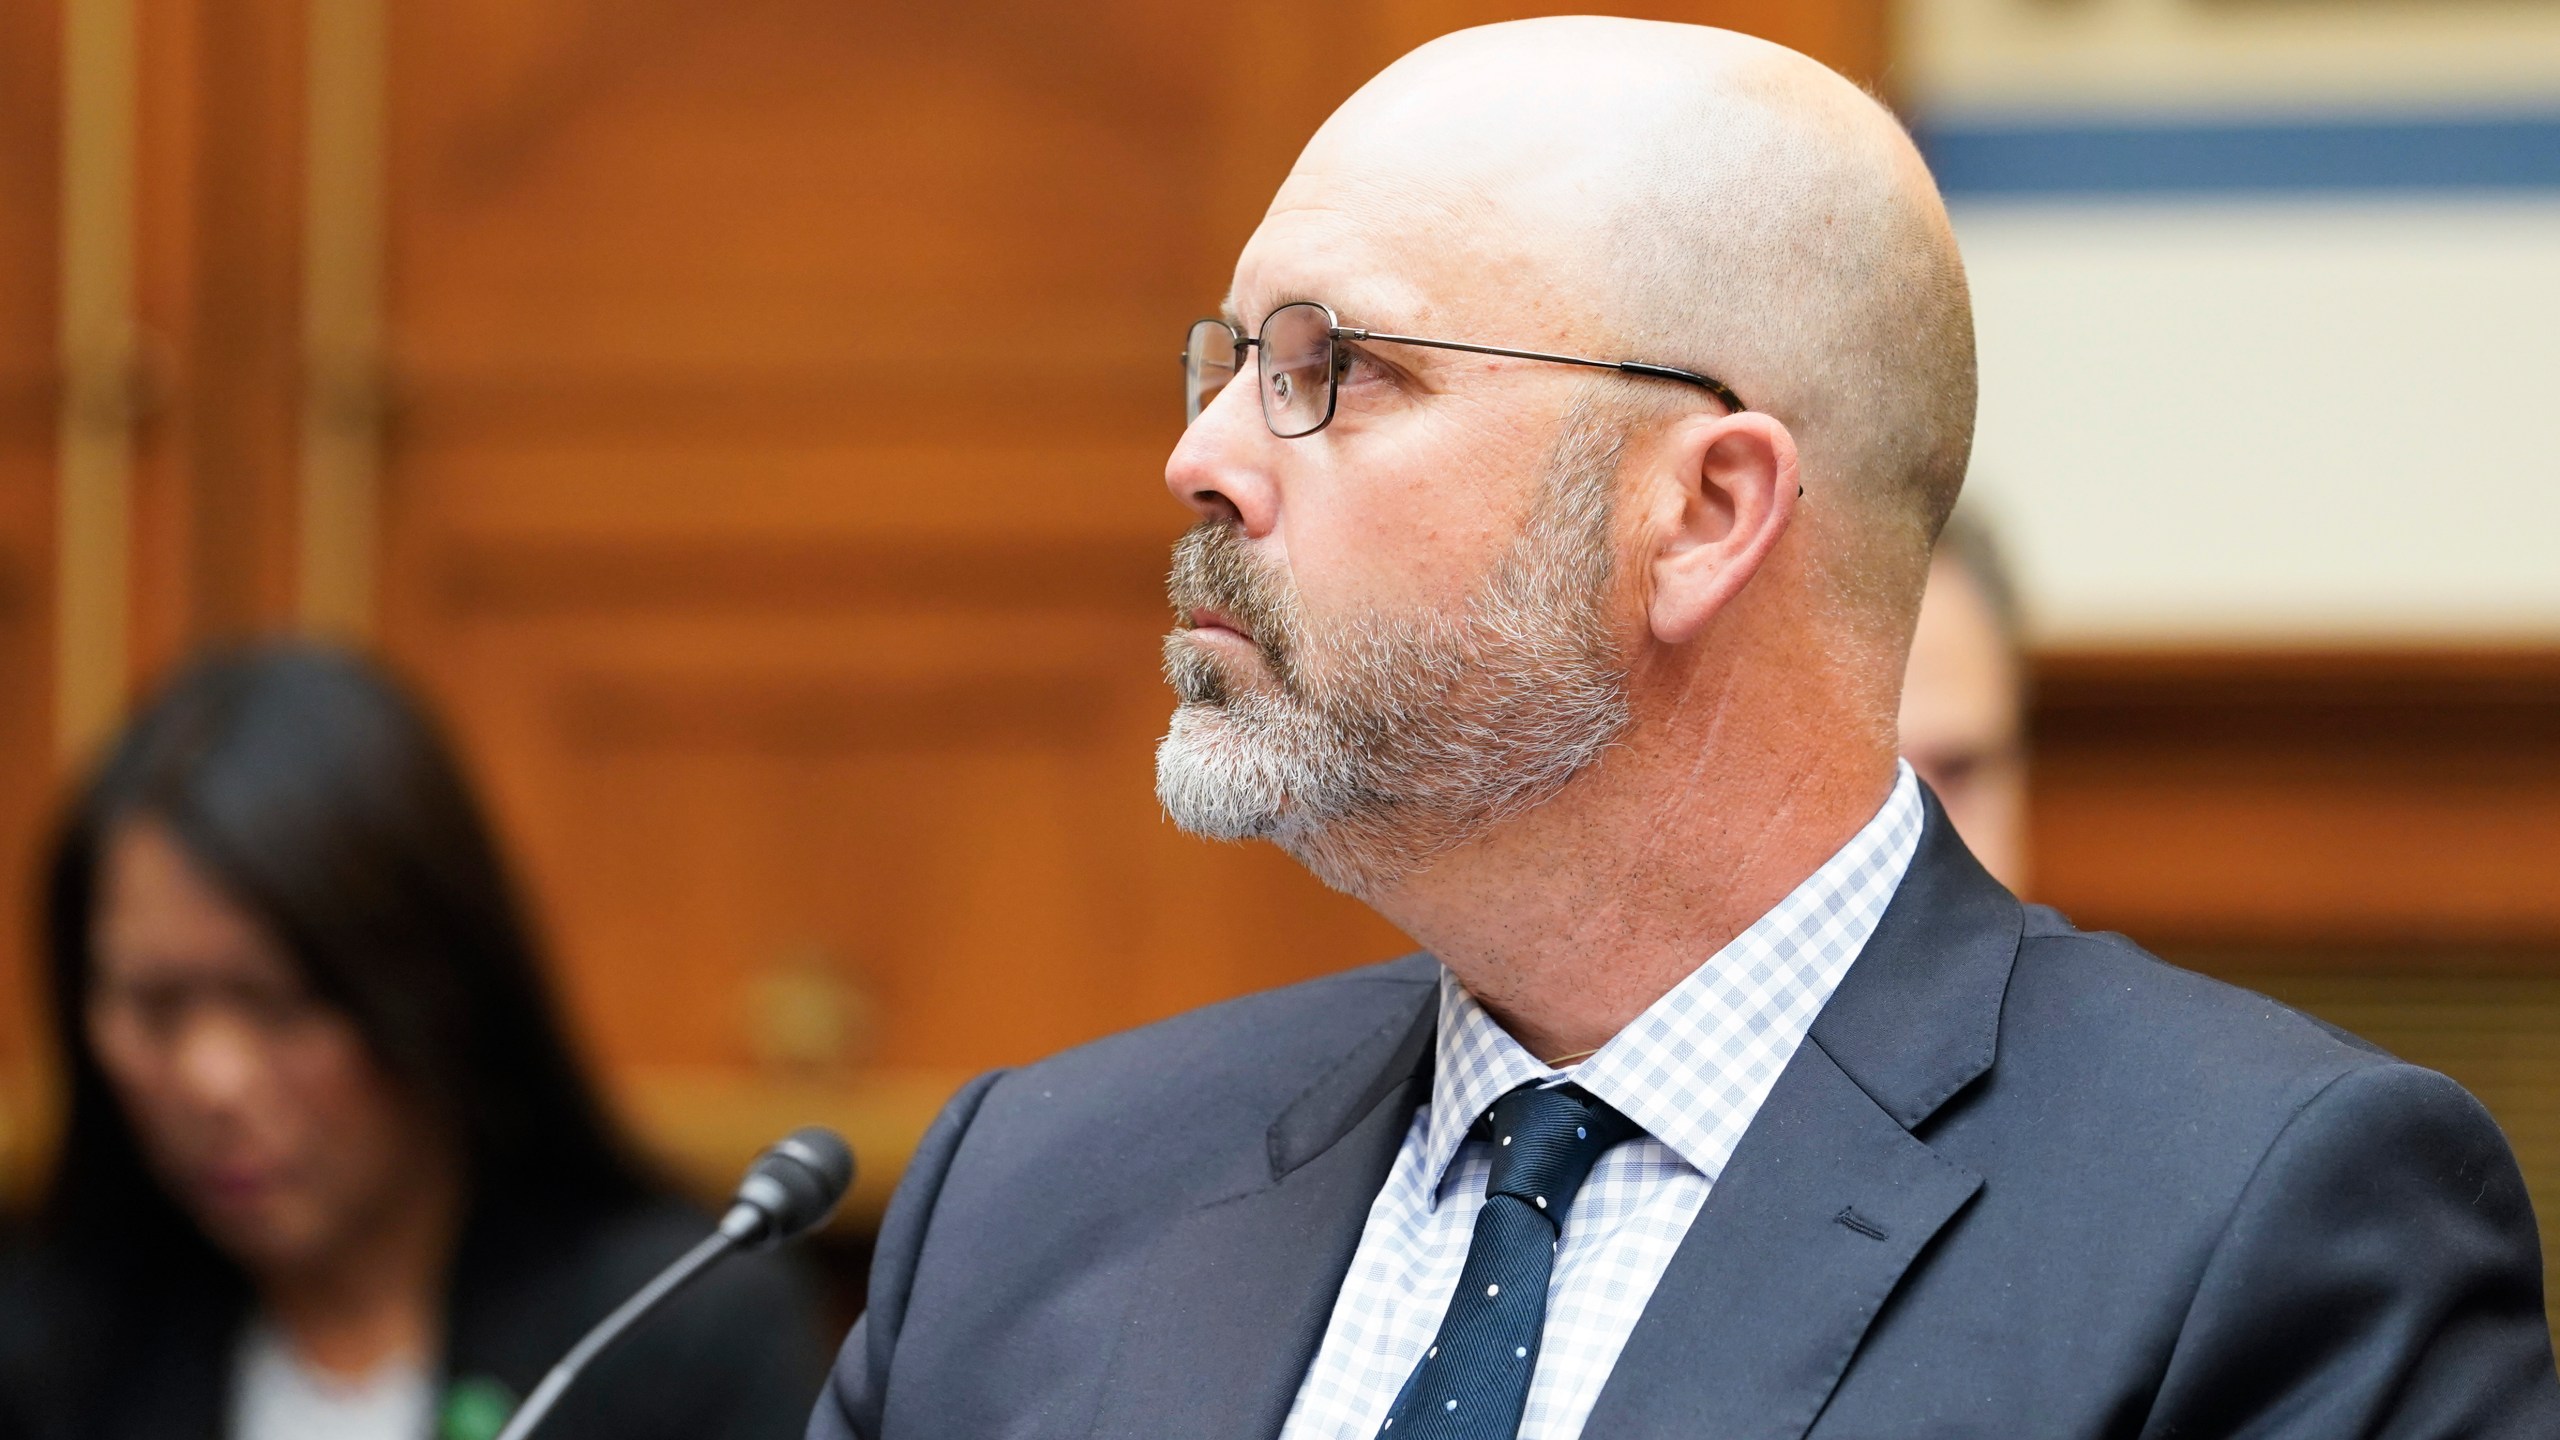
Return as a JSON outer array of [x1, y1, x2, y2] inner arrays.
[[812, 798, 2560, 1438]]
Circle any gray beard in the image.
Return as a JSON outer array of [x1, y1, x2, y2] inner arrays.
[[1153, 408, 1633, 897]]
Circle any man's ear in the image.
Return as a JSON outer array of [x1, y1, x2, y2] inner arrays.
[[1641, 410, 1799, 646]]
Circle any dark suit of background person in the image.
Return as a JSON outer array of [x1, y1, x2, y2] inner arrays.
[[0, 1198, 819, 1440], [817, 801, 2558, 1438], [0, 645, 829, 1440]]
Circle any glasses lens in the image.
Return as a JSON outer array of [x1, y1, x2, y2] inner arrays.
[[1258, 302, 1335, 438], [1185, 319, 1240, 425]]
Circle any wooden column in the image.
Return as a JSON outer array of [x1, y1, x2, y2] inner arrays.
[[125, 0, 308, 679], [0, 0, 67, 1195]]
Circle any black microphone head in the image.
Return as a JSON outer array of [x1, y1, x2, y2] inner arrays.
[[720, 1126, 855, 1249]]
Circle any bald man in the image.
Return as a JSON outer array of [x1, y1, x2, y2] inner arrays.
[[811, 21, 2558, 1440]]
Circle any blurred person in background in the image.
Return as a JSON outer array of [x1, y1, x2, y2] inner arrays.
[[1897, 507, 2028, 892], [0, 645, 827, 1440]]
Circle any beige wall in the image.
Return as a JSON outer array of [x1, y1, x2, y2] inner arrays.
[[1904, 0, 2560, 115], [1955, 196, 2560, 645], [1902, 0, 2560, 645]]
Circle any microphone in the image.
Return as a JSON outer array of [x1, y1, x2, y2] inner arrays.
[[493, 1127, 855, 1440], [718, 1126, 856, 1247]]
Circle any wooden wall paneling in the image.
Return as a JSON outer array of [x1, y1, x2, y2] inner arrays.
[[126, 0, 307, 676], [0, 0, 63, 1197], [2030, 648, 2560, 954], [374, 0, 1327, 1211], [297, 0, 391, 638], [52, 0, 131, 775]]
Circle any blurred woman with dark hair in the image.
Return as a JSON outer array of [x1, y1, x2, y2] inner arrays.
[[0, 645, 828, 1440]]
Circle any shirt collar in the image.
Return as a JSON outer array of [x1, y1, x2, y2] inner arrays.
[[1419, 762, 1925, 1205]]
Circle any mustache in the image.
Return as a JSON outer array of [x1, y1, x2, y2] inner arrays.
[[1166, 522, 1299, 678]]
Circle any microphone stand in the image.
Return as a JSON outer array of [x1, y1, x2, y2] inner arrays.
[[486, 1126, 853, 1440], [489, 1230, 738, 1440]]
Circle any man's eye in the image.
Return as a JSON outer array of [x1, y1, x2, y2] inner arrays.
[[1338, 348, 1393, 386]]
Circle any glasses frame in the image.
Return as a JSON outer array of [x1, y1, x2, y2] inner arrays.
[[1184, 299, 1747, 438]]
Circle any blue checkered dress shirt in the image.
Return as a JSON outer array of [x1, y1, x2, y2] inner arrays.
[[1278, 763, 1925, 1440]]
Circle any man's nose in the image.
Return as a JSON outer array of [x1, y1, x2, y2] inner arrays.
[[1164, 369, 1280, 537]]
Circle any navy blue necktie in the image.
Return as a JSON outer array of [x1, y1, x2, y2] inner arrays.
[[1376, 1082, 1640, 1439]]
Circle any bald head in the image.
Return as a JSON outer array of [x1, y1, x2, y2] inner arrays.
[[1283, 19, 1976, 631], [1161, 18, 1975, 1040]]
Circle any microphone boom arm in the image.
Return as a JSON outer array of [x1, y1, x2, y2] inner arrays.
[[491, 1229, 739, 1440], [487, 1126, 854, 1440]]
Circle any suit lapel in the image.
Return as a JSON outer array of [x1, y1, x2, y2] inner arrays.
[[1581, 790, 2022, 1439], [1579, 1042, 1982, 1439], [1086, 978, 1437, 1440]]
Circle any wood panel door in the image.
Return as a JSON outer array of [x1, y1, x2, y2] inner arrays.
[[371, 0, 1888, 1211]]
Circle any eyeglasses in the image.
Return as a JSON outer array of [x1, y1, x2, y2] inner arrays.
[[1183, 299, 1746, 438]]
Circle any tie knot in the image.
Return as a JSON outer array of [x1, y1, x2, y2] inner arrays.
[[1477, 1083, 1638, 1230]]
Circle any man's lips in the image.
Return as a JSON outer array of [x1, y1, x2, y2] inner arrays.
[[1184, 606, 1255, 645]]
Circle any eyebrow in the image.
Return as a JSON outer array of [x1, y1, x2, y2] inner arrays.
[[1220, 289, 1422, 339]]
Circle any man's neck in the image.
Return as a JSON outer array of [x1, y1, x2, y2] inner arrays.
[[1369, 712, 1899, 1063]]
